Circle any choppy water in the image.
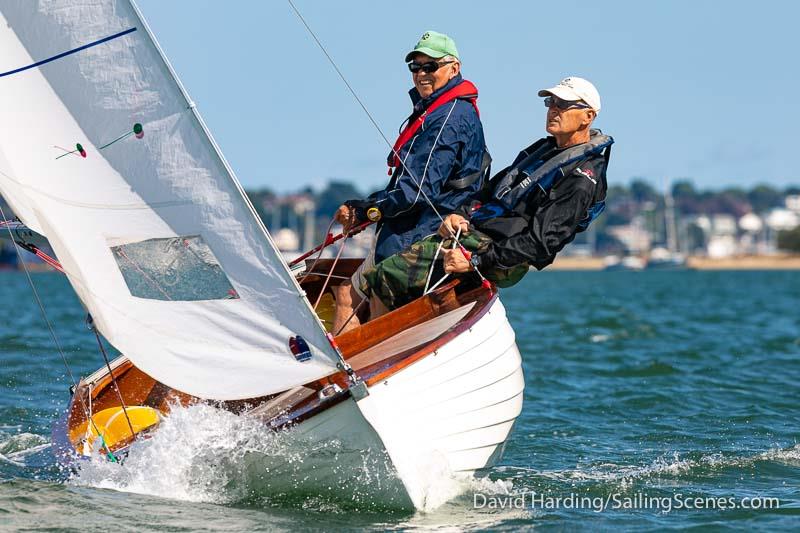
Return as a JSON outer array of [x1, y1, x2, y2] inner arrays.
[[1, 270, 799, 531]]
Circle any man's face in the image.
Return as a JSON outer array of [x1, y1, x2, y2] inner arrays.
[[409, 53, 459, 99], [545, 96, 595, 136]]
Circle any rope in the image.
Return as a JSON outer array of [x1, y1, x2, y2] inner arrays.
[[424, 227, 461, 295], [295, 216, 370, 335], [411, 100, 458, 208], [91, 319, 136, 440], [0, 205, 117, 461], [296, 219, 336, 282], [312, 226, 349, 310], [15, 242, 64, 273], [334, 294, 368, 336]]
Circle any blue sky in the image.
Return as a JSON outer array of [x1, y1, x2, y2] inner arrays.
[[137, 0, 799, 194]]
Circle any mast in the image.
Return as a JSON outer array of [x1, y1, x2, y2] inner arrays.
[[664, 180, 678, 254]]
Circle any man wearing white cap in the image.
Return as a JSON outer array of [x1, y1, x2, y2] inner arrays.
[[358, 76, 614, 311]]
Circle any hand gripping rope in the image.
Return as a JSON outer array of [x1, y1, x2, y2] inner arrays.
[[423, 227, 493, 296]]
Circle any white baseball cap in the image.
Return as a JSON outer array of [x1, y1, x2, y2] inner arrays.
[[538, 76, 601, 112]]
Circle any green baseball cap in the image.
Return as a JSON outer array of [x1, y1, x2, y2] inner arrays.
[[405, 31, 459, 62]]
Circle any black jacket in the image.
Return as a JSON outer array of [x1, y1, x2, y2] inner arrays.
[[463, 137, 609, 271]]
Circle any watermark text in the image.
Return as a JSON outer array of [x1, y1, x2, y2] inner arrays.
[[473, 492, 780, 513]]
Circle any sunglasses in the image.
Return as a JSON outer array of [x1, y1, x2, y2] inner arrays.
[[407, 60, 454, 74], [544, 96, 591, 110]]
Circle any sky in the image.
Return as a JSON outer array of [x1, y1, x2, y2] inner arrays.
[[136, 0, 800, 194]]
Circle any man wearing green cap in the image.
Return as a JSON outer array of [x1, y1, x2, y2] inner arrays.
[[332, 30, 489, 333]]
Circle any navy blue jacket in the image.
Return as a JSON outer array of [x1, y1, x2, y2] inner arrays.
[[366, 75, 488, 262]]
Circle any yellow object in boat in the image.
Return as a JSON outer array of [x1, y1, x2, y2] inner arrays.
[[316, 292, 336, 332], [72, 405, 161, 454]]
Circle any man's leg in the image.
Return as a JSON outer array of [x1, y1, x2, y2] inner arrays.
[[362, 235, 444, 312], [332, 281, 364, 334], [331, 247, 375, 335]]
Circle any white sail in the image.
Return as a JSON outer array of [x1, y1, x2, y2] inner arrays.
[[0, 0, 341, 400]]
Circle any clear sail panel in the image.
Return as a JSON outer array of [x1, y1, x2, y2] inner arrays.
[[111, 235, 239, 301]]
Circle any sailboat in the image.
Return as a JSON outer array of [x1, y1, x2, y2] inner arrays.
[[646, 183, 689, 270], [0, 1, 524, 510]]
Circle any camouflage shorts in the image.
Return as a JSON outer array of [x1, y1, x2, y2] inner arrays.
[[361, 231, 528, 310]]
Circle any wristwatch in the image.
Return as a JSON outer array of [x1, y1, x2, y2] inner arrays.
[[469, 253, 481, 271]]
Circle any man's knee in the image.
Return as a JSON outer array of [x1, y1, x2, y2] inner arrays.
[[333, 281, 355, 307]]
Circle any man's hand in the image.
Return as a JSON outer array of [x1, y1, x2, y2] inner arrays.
[[334, 204, 354, 230], [443, 248, 472, 274], [438, 214, 470, 238]]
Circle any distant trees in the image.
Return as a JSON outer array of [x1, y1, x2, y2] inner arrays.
[[246, 188, 275, 225], [778, 226, 800, 252], [314, 181, 362, 218], [630, 179, 659, 203], [747, 185, 784, 213], [670, 181, 784, 216]]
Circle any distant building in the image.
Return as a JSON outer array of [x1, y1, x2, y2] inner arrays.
[[786, 194, 800, 214], [607, 217, 651, 254], [707, 235, 737, 258], [273, 228, 300, 252], [738, 213, 767, 255], [262, 194, 317, 251], [766, 208, 800, 231], [710, 214, 737, 236]]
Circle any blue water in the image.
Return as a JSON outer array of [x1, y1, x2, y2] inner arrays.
[[1, 270, 799, 531]]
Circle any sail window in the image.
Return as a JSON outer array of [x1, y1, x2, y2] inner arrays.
[[111, 236, 238, 301]]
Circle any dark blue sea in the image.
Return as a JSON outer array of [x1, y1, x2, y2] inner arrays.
[[1, 270, 798, 531]]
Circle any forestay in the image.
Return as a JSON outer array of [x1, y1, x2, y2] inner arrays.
[[0, 0, 340, 400]]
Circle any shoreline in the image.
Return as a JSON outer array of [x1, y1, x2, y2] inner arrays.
[[3, 254, 800, 273], [549, 254, 800, 271]]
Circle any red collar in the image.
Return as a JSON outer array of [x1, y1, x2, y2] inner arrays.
[[388, 79, 479, 172]]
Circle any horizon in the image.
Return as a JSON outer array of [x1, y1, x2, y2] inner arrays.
[[136, 0, 800, 194], [241, 176, 800, 197]]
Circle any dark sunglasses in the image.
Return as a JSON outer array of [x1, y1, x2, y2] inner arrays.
[[544, 96, 591, 110], [407, 60, 454, 74]]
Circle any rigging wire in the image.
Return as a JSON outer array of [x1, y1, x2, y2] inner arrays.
[[295, 219, 337, 283], [285, 1, 490, 283], [285, 0, 451, 230], [0, 205, 118, 462], [424, 226, 462, 295], [334, 294, 368, 336], [0, 208, 76, 385], [90, 318, 137, 440], [312, 225, 348, 311]]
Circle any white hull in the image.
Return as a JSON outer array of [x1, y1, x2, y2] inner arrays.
[[273, 298, 524, 511]]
